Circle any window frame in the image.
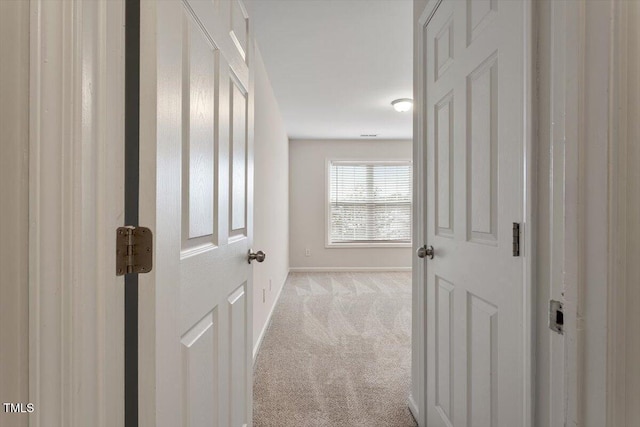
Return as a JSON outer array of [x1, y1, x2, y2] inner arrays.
[[325, 159, 413, 248]]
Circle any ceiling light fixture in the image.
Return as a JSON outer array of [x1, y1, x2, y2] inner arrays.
[[391, 98, 413, 112]]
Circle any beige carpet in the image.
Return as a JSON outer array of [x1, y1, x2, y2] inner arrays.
[[253, 271, 417, 427]]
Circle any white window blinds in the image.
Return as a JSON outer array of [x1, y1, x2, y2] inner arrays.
[[329, 161, 412, 244]]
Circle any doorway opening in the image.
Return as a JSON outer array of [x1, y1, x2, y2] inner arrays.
[[244, 1, 416, 425]]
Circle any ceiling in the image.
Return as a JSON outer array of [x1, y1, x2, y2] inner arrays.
[[243, 0, 413, 140]]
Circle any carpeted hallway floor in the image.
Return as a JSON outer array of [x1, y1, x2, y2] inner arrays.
[[253, 271, 417, 427]]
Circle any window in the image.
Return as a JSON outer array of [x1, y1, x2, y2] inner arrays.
[[327, 161, 412, 246]]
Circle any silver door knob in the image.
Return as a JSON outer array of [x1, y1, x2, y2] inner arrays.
[[248, 249, 266, 264], [417, 245, 434, 259]]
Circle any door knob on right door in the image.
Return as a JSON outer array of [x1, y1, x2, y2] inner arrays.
[[417, 245, 434, 260], [248, 249, 266, 264]]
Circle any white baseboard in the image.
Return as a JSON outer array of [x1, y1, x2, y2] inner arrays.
[[408, 394, 420, 426], [289, 266, 411, 273], [252, 270, 289, 364]]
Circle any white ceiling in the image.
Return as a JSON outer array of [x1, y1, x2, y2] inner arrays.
[[243, 0, 413, 140]]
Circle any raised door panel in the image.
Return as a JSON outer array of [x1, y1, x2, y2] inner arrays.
[[467, 53, 498, 245], [435, 16, 454, 81], [466, 0, 497, 45], [228, 285, 248, 427], [182, 10, 218, 251], [230, 0, 248, 61], [435, 277, 454, 427], [230, 78, 247, 233], [180, 310, 219, 427], [435, 92, 454, 238], [467, 293, 498, 427], [184, 0, 248, 88]]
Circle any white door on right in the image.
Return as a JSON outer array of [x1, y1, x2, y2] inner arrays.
[[424, 0, 529, 426]]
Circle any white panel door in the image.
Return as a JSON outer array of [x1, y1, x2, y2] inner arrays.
[[139, 1, 254, 426], [422, 0, 529, 426]]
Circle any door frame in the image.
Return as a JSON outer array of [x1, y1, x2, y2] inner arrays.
[[411, 0, 536, 425], [607, 0, 640, 424], [533, 1, 631, 424], [555, 1, 617, 425], [1, 2, 30, 426], [28, 0, 126, 425], [562, 0, 634, 425]]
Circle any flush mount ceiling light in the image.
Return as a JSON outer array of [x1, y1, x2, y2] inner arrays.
[[391, 98, 413, 112]]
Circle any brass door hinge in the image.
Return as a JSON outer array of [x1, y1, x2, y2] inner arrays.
[[512, 222, 521, 257], [116, 226, 153, 276]]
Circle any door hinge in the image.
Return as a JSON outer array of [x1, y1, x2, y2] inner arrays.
[[116, 226, 153, 276], [512, 222, 521, 256], [549, 300, 564, 334]]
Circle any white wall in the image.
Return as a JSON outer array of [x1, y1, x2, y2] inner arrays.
[[252, 44, 290, 356], [289, 139, 413, 270], [0, 2, 29, 426]]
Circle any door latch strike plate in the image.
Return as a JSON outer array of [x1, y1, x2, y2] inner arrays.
[[549, 300, 564, 334], [116, 226, 153, 276]]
